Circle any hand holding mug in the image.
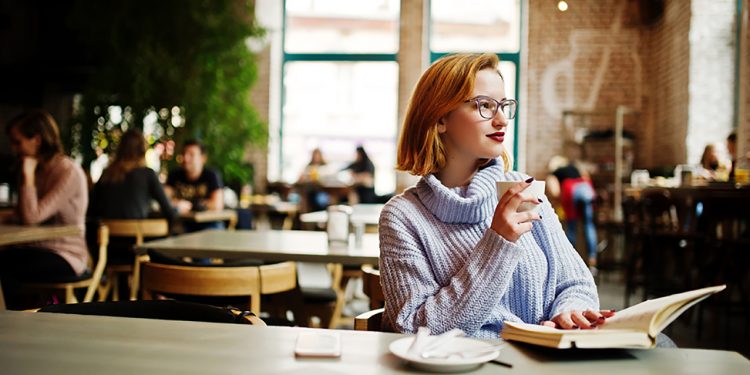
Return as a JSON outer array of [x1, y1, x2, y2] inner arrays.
[[490, 177, 542, 242]]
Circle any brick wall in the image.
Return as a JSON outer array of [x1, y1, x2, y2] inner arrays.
[[641, 0, 691, 169], [525, 0, 649, 178]]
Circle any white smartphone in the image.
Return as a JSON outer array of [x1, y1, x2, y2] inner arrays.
[[294, 331, 342, 358]]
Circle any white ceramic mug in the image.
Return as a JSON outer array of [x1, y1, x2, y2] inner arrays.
[[496, 180, 546, 214]]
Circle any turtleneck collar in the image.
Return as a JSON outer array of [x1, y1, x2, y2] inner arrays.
[[415, 159, 505, 224]]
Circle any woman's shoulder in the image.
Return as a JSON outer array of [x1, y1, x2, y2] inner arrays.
[[379, 187, 423, 223], [52, 155, 86, 176]]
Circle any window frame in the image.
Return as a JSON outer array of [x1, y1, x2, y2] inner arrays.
[[278, 0, 400, 181]]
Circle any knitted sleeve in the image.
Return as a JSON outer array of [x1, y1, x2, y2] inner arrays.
[[378, 200, 524, 337], [537, 199, 600, 317]]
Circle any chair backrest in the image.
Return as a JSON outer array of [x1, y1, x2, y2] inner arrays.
[[102, 219, 170, 246], [259, 261, 297, 295], [38, 300, 265, 325], [361, 264, 384, 309], [140, 262, 261, 315], [354, 308, 386, 331]]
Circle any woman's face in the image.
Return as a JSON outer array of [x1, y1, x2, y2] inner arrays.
[[438, 68, 509, 165], [9, 126, 40, 158]]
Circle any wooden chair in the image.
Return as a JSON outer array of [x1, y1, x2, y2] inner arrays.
[[38, 300, 266, 326], [140, 261, 297, 317], [361, 264, 384, 309], [99, 219, 169, 301], [354, 308, 386, 331], [638, 189, 703, 301], [294, 262, 345, 329], [140, 262, 262, 315], [24, 224, 109, 304]]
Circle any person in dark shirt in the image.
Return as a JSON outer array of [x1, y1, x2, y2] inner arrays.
[[727, 131, 737, 179], [165, 140, 224, 231], [546, 143, 598, 272], [344, 145, 376, 204], [88, 129, 174, 264]]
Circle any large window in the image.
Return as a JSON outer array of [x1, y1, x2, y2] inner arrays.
[[276, 0, 400, 195], [430, 0, 522, 166], [274, 0, 524, 191]]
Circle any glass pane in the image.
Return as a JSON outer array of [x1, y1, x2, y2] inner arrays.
[[431, 0, 520, 53], [285, 0, 400, 53], [498, 61, 517, 161], [281, 61, 398, 195]]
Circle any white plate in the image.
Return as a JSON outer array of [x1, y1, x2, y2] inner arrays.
[[389, 336, 502, 373]]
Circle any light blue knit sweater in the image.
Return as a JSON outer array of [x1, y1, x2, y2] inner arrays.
[[378, 160, 599, 339]]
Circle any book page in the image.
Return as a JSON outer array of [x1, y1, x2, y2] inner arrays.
[[602, 285, 725, 334]]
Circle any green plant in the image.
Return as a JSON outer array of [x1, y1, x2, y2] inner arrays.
[[67, 0, 266, 187]]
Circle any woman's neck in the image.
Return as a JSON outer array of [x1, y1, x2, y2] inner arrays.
[[435, 157, 477, 188]]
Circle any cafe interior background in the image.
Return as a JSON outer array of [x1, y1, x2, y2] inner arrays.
[[0, 0, 749, 357]]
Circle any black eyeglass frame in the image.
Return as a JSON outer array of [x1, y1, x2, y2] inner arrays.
[[463, 96, 518, 120]]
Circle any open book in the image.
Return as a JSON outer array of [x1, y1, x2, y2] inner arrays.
[[500, 285, 726, 349]]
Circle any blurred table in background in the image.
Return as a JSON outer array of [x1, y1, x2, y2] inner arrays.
[[0, 224, 81, 310], [138, 229, 378, 265], [300, 203, 384, 228], [248, 195, 298, 230], [0, 225, 81, 247]]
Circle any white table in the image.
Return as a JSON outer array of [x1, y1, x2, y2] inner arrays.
[[138, 229, 379, 265], [300, 204, 384, 226], [1, 310, 748, 375]]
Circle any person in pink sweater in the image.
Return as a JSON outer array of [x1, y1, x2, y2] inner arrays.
[[1, 109, 88, 309]]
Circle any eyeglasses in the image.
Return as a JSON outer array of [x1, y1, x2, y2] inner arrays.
[[464, 96, 518, 120]]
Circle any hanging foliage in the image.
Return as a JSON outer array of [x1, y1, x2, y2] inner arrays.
[[67, 0, 266, 186]]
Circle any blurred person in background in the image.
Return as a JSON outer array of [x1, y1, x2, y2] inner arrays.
[[297, 148, 330, 211], [165, 140, 224, 231], [343, 145, 376, 204], [88, 128, 174, 265], [545, 141, 598, 273], [698, 143, 730, 181], [0, 110, 88, 309], [727, 132, 737, 180]]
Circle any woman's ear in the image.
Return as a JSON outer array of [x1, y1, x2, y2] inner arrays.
[[436, 117, 447, 134]]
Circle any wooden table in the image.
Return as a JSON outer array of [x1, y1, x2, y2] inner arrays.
[[138, 229, 379, 265], [249, 196, 299, 230], [1, 310, 748, 375], [0, 224, 82, 309], [300, 203, 384, 226], [179, 209, 238, 229], [0, 224, 81, 247]]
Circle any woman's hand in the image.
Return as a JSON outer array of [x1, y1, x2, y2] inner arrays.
[[490, 178, 541, 242], [540, 309, 616, 329], [21, 157, 38, 187]]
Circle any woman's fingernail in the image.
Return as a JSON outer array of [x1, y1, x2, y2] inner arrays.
[[572, 325, 579, 329], [525, 177, 534, 183], [610, 309, 617, 312], [598, 317, 605, 322]]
